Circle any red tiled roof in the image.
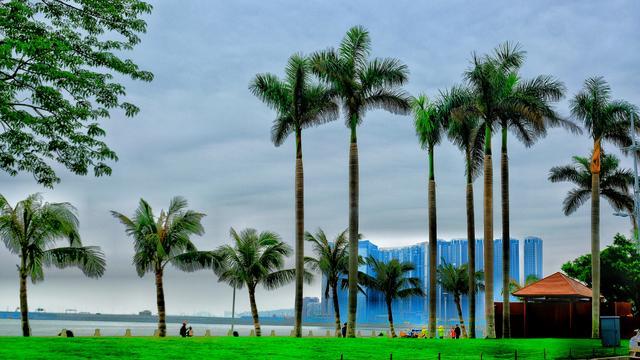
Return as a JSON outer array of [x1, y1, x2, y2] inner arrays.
[[512, 272, 593, 298]]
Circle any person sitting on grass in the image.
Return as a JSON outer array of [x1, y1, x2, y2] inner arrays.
[[180, 321, 193, 338]]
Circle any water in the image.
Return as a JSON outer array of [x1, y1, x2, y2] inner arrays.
[[0, 319, 376, 337]]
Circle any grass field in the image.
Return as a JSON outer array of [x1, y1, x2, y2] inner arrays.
[[0, 337, 630, 359]]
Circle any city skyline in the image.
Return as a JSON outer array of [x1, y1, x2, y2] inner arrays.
[[321, 237, 542, 327]]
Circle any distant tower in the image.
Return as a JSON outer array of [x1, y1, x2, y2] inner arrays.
[[523, 237, 543, 280]]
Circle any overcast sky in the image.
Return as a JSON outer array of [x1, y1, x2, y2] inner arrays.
[[0, 0, 639, 316]]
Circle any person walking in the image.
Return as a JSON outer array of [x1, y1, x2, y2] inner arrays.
[[454, 324, 461, 339], [341, 323, 347, 338]]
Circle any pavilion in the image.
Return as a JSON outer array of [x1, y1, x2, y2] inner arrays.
[[510, 272, 596, 338]]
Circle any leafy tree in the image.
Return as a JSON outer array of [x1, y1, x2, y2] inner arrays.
[[311, 25, 410, 337], [216, 228, 310, 337], [444, 85, 484, 337], [437, 260, 484, 338], [0, 0, 154, 187], [304, 228, 349, 336], [359, 257, 424, 338], [569, 76, 638, 338], [250, 54, 338, 337], [412, 94, 446, 337], [0, 193, 105, 336], [111, 197, 218, 337], [562, 233, 640, 315]]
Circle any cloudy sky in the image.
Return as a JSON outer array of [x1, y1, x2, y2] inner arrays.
[[1, 0, 639, 316]]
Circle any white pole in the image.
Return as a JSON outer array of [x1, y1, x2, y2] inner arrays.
[[631, 111, 640, 244]]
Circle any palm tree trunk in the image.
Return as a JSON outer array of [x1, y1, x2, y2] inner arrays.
[[347, 125, 359, 338], [386, 298, 396, 338], [249, 286, 262, 337], [332, 283, 342, 337], [483, 125, 496, 339], [294, 129, 304, 338], [428, 147, 437, 339], [466, 149, 476, 339], [454, 295, 468, 338], [19, 258, 30, 337], [501, 126, 511, 338], [155, 268, 166, 337], [591, 171, 600, 338]]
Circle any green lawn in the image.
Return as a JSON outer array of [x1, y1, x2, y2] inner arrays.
[[0, 337, 629, 359]]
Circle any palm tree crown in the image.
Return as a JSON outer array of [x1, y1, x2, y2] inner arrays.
[[549, 154, 633, 216], [571, 77, 638, 147], [310, 25, 410, 137], [111, 197, 218, 276], [249, 53, 338, 146]]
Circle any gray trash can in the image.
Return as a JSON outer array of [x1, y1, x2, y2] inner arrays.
[[600, 316, 620, 347]]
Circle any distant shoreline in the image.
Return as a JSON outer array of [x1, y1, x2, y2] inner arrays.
[[0, 311, 408, 328]]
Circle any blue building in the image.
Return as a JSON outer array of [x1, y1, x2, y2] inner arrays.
[[493, 239, 520, 301], [523, 236, 543, 280], [321, 237, 542, 331]]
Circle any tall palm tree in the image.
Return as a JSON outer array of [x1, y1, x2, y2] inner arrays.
[[550, 153, 634, 338], [304, 228, 349, 336], [0, 194, 105, 337], [358, 257, 424, 338], [491, 49, 577, 338], [437, 260, 485, 339], [458, 42, 576, 337], [217, 228, 308, 337], [444, 85, 484, 338], [111, 197, 218, 337], [568, 76, 638, 338], [311, 25, 411, 337], [250, 54, 338, 337], [412, 94, 446, 337]]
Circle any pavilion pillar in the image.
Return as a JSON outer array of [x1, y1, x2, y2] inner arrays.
[[523, 298, 528, 338], [568, 300, 573, 338]]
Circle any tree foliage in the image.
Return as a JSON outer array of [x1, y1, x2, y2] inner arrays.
[[0, 193, 106, 281], [0, 0, 153, 186], [549, 153, 633, 216], [562, 233, 640, 314]]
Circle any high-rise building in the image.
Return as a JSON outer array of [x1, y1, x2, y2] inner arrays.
[[321, 237, 542, 331], [524, 236, 543, 280], [493, 239, 520, 301]]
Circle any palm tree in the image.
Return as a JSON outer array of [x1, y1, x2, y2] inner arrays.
[[490, 48, 577, 338], [437, 260, 485, 339], [304, 228, 349, 336], [568, 76, 638, 338], [250, 54, 338, 337], [444, 85, 484, 338], [358, 257, 424, 338], [311, 25, 411, 337], [217, 228, 307, 337], [459, 42, 576, 337], [111, 197, 218, 337], [0, 194, 105, 336], [412, 94, 446, 337]]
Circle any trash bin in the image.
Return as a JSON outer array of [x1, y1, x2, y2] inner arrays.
[[600, 316, 620, 347]]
